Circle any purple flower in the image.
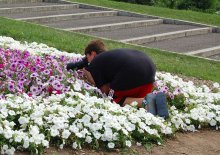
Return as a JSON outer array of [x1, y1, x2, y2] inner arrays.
[[168, 92, 175, 100], [83, 83, 92, 90], [173, 87, 182, 95], [10, 63, 16, 69], [30, 72, 39, 78], [52, 80, 60, 88], [30, 67, 37, 72], [45, 61, 51, 67], [17, 64, 24, 71], [8, 83, 15, 92], [54, 84, 63, 90], [55, 75, 63, 81], [60, 55, 65, 61], [23, 51, 30, 58], [43, 69, 50, 75], [48, 76, 55, 84], [63, 86, 70, 92], [36, 78, 42, 85], [152, 90, 158, 94], [18, 60, 24, 64], [30, 85, 41, 95]]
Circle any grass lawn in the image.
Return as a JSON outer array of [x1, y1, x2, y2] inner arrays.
[[70, 0, 220, 27], [0, 17, 220, 82]]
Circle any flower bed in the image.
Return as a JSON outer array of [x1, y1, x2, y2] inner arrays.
[[0, 36, 220, 155]]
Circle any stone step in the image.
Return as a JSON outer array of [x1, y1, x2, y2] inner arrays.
[[18, 9, 117, 23], [0, 2, 60, 8], [66, 19, 163, 33], [0, 0, 42, 4], [0, 4, 79, 14], [208, 54, 220, 60], [82, 23, 202, 40], [43, 16, 157, 29], [141, 33, 220, 54], [1, 7, 105, 19], [186, 46, 220, 57], [121, 27, 212, 44], [16, 10, 118, 23]]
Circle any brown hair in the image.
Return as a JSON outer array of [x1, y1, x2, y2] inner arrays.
[[84, 39, 107, 55]]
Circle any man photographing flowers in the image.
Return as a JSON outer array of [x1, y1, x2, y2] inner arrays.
[[67, 39, 169, 119]]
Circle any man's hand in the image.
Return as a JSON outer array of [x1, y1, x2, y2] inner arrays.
[[82, 68, 95, 86], [100, 83, 110, 95]]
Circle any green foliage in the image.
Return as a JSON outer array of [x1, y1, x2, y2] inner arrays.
[[155, 0, 180, 9], [177, 0, 218, 12], [213, 99, 220, 105], [168, 94, 186, 110], [114, 0, 155, 5], [113, 0, 219, 13], [216, 0, 220, 12]]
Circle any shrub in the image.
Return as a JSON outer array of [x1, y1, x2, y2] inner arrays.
[[113, 0, 155, 5], [177, 0, 218, 11], [113, 0, 218, 13], [155, 0, 180, 9]]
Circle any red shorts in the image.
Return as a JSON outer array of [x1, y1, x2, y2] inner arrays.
[[113, 83, 153, 105]]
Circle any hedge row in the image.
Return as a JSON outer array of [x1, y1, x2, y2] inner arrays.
[[114, 0, 220, 13]]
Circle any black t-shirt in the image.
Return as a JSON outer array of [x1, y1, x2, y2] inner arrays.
[[86, 49, 156, 91]]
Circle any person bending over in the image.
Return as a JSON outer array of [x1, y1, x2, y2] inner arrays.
[[67, 40, 169, 119]]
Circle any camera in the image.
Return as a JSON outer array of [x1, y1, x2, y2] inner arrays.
[[66, 57, 88, 71]]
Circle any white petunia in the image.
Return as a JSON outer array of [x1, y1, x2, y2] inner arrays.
[[29, 126, 39, 136], [210, 119, 217, 126], [107, 142, 115, 149], [125, 140, 132, 147], [15, 135, 22, 143], [23, 140, 30, 149], [59, 144, 64, 149], [136, 142, 142, 146], [8, 110, 15, 116], [5, 147, 15, 155], [42, 140, 49, 148], [74, 81, 82, 91], [72, 142, 78, 149], [85, 136, 93, 143], [4, 129, 13, 139], [50, 129, 59, 137], [18, 116, 30, 125], [62, 129, 71, 139], [213, 82, 220, 88], [131, 101, 138, 107]]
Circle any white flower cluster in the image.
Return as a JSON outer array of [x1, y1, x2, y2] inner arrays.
[[156, 72, 220, 131], [156, 72, 220, 104], [0, 92, 171, 154], [0, 36, 81, 58]]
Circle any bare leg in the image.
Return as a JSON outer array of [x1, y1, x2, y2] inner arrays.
[[123, 97, 144, 108], [122, 94, 157, 115]]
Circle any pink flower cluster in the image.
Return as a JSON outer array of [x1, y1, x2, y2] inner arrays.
[[0, 48, 182, 103], [153, 80, 183, 100], [0, 48, 88, 98]]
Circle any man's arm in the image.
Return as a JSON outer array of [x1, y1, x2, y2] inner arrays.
[[83, 68, 110, 95]]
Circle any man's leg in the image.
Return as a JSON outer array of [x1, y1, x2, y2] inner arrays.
[[122, 97, 144, 107], [120, 93, 169, 119], [155, 92, 169, 119], [123, 94, 157, 115]]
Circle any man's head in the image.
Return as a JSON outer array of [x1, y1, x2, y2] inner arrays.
[[84, 40, 106, 63]]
